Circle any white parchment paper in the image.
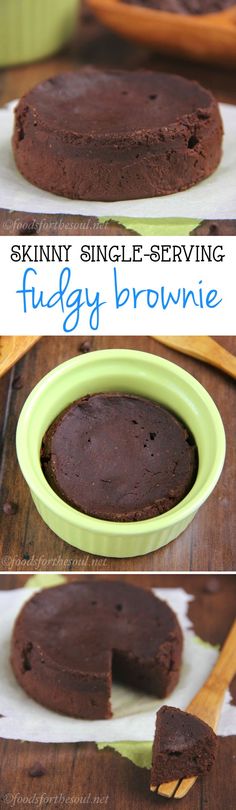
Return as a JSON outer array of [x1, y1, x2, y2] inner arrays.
[[0, 587, 235, 743], [0, 102, 235, 219]]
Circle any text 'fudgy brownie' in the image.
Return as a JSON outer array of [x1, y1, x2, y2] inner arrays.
[[41, 393, 197, 522], [151, 706, 218, 789], [13, 69, 223, 201], [11, 581, 183, 719]]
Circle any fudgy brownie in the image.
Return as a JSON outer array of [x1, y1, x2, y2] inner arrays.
[[11, 581, 183, 719], [41, 393, 197, 522], [124, 0, 234, 13], [13, 69, 223, 201], [151, 706, 218, 789]]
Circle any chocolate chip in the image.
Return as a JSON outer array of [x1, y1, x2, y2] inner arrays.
[[18, 221, 39, 236], [209, 223, 219, 235], [202, 577, 221, 594], [3, 501, 18, 515], [78, 340, 91, 354], [28, 763, 46, 778], [12, 375, 24, 390], [188, 135, 199, 149]]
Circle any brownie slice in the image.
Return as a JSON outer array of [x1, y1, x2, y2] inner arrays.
[[13, 69, 223, 201], [41, 393, 197, 522], [151, 706, 218, 789], [11, 581, 183, 719]]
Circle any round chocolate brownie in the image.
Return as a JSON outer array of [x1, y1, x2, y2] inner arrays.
[[124, 0, 234, 13], [13, 69, 223, 201], [40, 393, 197, 522], [11, 581, 183, 719]]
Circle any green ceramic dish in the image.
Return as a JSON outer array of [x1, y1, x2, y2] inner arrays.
[[0, 0, 79, 67], [16, 349, 226, 558]]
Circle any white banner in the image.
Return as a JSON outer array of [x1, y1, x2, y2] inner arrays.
[[0, 236, 235, 335]]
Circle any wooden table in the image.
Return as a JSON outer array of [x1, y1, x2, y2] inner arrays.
[[0, 573, 235, 810], [0, 4, 236, 235], [0, 336, 235, 572]]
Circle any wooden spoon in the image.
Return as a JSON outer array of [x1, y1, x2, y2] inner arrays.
[[0, 336, 40, 378], [152, 336, 236, 380], [151, 618, 236, 799]]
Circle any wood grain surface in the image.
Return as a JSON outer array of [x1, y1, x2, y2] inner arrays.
[[0, 573, 235, 810], [0, 3, 236, 234], [0, 336, 235, 573]]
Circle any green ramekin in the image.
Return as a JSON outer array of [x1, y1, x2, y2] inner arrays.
[[0, 0, 79, 67], [16, 349, 226, 559]]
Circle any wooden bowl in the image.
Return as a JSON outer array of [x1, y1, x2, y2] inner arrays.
[[87, 0, 236, 67]]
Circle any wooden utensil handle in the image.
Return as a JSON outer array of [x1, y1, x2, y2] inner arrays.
[[206, 619, 236, 689], [207, 341, 236, 378], [0, 336, 40, 378], [187, 620, 236, 730], [152, 336, 236, 379]]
